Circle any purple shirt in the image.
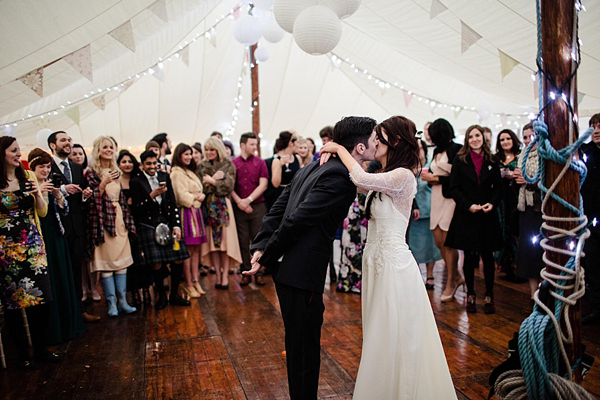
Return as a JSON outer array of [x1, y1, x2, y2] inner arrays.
[[233, 154, 268, 203]]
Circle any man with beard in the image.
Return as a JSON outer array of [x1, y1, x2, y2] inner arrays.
[[151, 133, 172, 172], [48, 131, 98, 322]]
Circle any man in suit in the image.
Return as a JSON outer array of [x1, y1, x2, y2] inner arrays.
[[151, 133, 172, 171], [244, 116, 378, 399], [129, 150, 190, 310], [48, 131, 99, 322]]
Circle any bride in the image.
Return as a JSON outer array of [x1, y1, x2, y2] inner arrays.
[[321, 116, 457, 399]]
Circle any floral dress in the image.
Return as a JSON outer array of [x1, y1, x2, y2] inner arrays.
[[337, 193, 368, 293], [0, 189, 51, 310]]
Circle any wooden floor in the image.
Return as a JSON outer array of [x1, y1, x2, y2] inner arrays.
[[1, 262, 599, 399]]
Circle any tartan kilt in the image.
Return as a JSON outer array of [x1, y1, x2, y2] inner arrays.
[[137, 223, 189, 266]]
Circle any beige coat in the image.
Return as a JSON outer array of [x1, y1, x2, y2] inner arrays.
[[170, 166, 203, 209]]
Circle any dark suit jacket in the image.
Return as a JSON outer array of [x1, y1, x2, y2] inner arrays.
[[129, 171, 181, 229], [251, 157, 356, 293], [444, 153, 503, 252], [50, 159, 87, 237]]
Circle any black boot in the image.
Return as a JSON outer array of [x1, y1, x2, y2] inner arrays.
[[169, 262, 190, 307], [152, 269, 168, 311]]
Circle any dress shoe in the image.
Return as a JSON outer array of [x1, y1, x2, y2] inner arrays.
[[255, 275, 266, 286], [215, 283, 223, 289], [180, 284, 201, 299], [441, 278, 466, 302], [466, 295, 477, 313], [425, 277, 435, 290], [240, 275, 251, 286], [36, 348, 62, 363], [169, 293, 191, 306], [92, 290, 102, 302], [483, 296, 495, 314], [82, 312, 101, 322], [154, 288, 168, 311], [582, 310, 600, 326], [18, 359, 35, 369], [193, 282, 206, 295]]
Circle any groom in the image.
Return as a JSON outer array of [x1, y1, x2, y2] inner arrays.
[[244, 116, 377, 399]]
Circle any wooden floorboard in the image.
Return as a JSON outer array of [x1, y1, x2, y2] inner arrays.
[[1, 261, 599, 399]]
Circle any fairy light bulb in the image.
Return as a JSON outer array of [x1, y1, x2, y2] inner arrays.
[[531, 236, 538, 244]]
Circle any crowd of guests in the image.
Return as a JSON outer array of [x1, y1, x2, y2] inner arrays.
[[1, 113, 599, 369]]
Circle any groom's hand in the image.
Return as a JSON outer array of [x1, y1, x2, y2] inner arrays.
[[243, 250, 264, 275]]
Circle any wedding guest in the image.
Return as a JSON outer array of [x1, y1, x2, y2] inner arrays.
[[69, 144, 88, 171], [151, 133, 172, 172], [445, 125, 502, 314], [28, 149, 86, 344], [0, 136, 60, 368], [313, 126, 333, 161], [223, 140, 235, 158], [211, 131, 223, 141], [231, 133, 269, 286], [420, 118, 463, 302], [514, 123, 545, 302], [408, 139, 442, 290], [48, 131, 98, 322], [267, 131, 301, 209], [192, 142, 204, 165], [199, 138, 242, 289], [170, 143, 207, 299], [306, 138, 316, 158], [117, 150, 152, 306], [85, 136, 137, 317], [494, 129, 522, 282], [483, 127, 493, 148], [296, 137, 313, 167], [146, 140, 160, 157], [130, 150, 190, 310]]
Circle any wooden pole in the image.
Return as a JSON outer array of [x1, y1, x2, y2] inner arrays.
[[540, 0, 582, 383], [250, 44, 261, 157]]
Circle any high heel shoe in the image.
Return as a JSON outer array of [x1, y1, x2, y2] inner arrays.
[[179, 284, 200, 299], [425, 277, 435, 290], [193, 282, 206, 295], [440, 278, 465, 302]]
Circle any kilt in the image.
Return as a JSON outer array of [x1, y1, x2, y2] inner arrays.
[[137, 223, 189, 266]]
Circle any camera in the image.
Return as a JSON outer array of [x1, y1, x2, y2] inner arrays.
[[24, 180, 34, 191], [51, 172, 63, 188]]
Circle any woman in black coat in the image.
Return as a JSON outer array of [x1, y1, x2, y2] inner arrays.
[[445, 125, 502, 314]]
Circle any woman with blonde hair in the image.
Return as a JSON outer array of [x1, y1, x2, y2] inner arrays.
[[295, 137, 313, 167], [85, 136, 137, 317], [199, 137, 242, 289]]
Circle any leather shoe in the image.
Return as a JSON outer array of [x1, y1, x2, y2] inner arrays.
[[36, 348, 62, 363], [18, 359, 35, 369], [82, 312, 101, 322], [255, 275, 266, 286], [169, 293, 191, 307], [466, 295, 477, 313], [155, 291, 168, 311], [582, 310, 600, 326], [240, 276, 251, 286]]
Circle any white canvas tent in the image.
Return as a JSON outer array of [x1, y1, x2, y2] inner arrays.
[[1, 0, 599, 154]]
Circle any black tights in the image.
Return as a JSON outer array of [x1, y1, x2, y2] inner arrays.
[[463, 251, 495, 297], [4, 304, 49, 360]]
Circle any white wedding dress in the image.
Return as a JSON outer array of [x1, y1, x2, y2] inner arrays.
[[350, 165, 457, 400]]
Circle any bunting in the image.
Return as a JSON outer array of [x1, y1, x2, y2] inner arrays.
[[461, 21, 482, 54], [577, 91, 585, 106], [454, 107, 462, 119], [149, 0, 168, 22], [109, 21, 136, 52], [63, 44, 93, 82], [92, 95, 106, 110], [430, 0, 448, 19], [17, 67, 44, 97], [403, 91, 413, 108], [180, 46, 190, 66], [208, 28, 217, 47], [153, 64, 165, 82], [65, 106, 80, 125], [120, 79, 135, 92], [498, 50, 519, 80]]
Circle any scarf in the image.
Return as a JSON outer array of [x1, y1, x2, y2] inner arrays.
[[204, 192, 229, 248], [517, 148, 540, 212]]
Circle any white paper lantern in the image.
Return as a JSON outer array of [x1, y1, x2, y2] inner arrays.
[[293, 5, 342, 55], [262, 17, 286, 43], [36, 128, 52, 150], [254, 46, 270, 62], [254, 0, 275, 11], [232, 15, 262, 45], [274, 0, 317, 33], [319, 0, 361, 19]]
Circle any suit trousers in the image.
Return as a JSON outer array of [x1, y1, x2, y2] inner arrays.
[[584, 229, 600, 311], [234, 202, 267, 275], [275, 281, 324, 400]]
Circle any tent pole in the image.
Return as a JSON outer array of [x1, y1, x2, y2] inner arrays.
[[540, 0, 582, 383], [250, 44, 261, 156]]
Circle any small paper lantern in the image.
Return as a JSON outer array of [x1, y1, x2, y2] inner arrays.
[[36, 128, 52, 150], [293, 5, 342, 55], [254, 46, 270, 62], [232, 15, 262, 45], [254, 0, 275, 11], [274, 0, 317, 33], [262, 16, 286, 43], [319, 0, 361, 19]]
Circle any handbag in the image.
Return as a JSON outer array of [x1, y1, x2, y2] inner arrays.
[[154, 222, 172, 246]]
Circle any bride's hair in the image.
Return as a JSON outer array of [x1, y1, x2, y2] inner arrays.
[[365, 115, 421, 219]]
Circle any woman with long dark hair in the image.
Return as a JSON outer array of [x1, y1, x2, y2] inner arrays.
[[320, 116, 456, 399], [445, 125, 503, 314], [265, 131, 302, 209]]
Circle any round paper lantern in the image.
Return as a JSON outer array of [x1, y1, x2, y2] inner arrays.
[[274, 0, 317, 33], [293, 5, 342, 55], [36, 128, 52, 150], [319, 0, 361, 19], [232, 15, 262, 45], [262, 17, 285, 43], [253, 0, 275, 11], [254, 46, 270, 62]]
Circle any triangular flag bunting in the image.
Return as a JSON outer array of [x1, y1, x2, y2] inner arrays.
[[180, 46, 190, 66], [149, 0, 168, 22], [32, 117, 50, 129], [430, 0, 448, 19], [65, 106, 80, 125], [120, 79, 135, 92], [498, 50, 519, 80], [92, 95, 106, 110], [429, 102, 436, 115], [454, 108, 462, 119], [153, 64, 165, 82], [209, 28, 217, 47], [577, 91, 585, 106], [109, 21, 136, 52], [63, 44, 93, 82], [461, 21, 482, 54], [17, 67, 44, 97], [403, 91, 413, 108], [233, 8, 241, 20]]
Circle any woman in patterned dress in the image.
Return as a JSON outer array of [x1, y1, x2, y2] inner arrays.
[[0, 136, 60, 368]]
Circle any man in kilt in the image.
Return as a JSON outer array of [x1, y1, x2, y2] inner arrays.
[[130, 150, 190, 310]]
